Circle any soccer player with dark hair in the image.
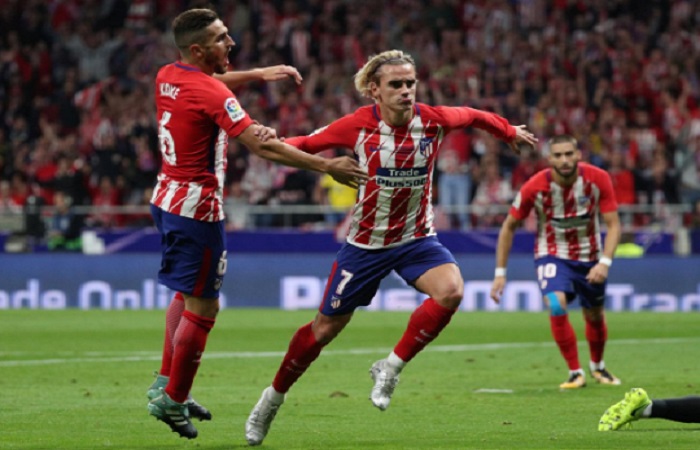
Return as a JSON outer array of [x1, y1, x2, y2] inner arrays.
[[490, 134, 622, 390], [145, 8, 367, 439], [599, 388, 700, 430], [244, 49, 537, 446]]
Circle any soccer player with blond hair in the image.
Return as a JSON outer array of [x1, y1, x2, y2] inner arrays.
[[244, 49, 537, 446]]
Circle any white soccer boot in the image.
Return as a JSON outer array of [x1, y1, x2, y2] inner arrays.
[[369, 359, 400, 411], [245, 386, 285, 446]]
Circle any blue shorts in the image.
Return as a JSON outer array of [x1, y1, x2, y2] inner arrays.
[[151, 205, 227, 299], [319, 236, 457, 316], [534, 256, 606, 308]]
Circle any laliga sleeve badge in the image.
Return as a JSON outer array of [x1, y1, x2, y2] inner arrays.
[[224, 97, 245, 123]]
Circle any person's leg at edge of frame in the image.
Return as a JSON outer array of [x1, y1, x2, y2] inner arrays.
[[547, 292, 585, 388], [651, 396, 700, 422]]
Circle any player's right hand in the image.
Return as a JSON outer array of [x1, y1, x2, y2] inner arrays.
[[511, 125, 538, 154], [490, 277, 506, 304], [327, 157, 368, 189], [258, 65, 303, 85]]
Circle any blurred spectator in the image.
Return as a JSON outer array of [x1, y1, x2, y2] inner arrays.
[[471, 155, 513, 228], [122, 185, 154, 228], [0, 179, 21, 213], [87, 175, 122, 228], [607, 150, 636, 226], [437, 128, 473, 231], [240, 154, 277, 227], [316, 169, 357, 228], [676, 131, 700, 206], [224, 181, 250, 230], [510, 146, 547, 193], [272, 168, 321, 228], [687, 199, 700, 230], [638, 150, 681, 227], [47, 190, 83, 251], [614, 231, 645, 258]]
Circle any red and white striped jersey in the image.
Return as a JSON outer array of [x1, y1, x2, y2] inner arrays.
[[510, 163, 618, 261], [286, 103, 516, 249], [151, 62, 254, 221]]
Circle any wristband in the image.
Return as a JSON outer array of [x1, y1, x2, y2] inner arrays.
[[599, 256, 612, 267], [494, 267, 507, 277]]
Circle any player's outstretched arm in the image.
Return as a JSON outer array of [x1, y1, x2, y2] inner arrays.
[[237, 125, 367, 188], [490, 214, 521, 304], [215, 65, 303, 89]]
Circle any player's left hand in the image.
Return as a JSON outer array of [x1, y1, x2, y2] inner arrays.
[[258, 65, 303, 85], [511, 125, 538, 154], [586, 263, 609, 284], [327, 156, 368, 189]]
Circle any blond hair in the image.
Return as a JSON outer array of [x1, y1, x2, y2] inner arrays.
[[353, 50, 416, 98]]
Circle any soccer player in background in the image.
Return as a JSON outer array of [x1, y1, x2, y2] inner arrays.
[[599, 388, 700, 430], [490, 134, 622, 390], [244, 49, 537, 446], [146, 8, 367, 439]]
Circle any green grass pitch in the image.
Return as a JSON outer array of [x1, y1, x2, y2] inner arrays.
[[2, 309, 699, 449]]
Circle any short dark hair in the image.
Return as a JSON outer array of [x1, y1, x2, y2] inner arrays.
[[548, 134, 577, 148], [172, 9, 218, 50]]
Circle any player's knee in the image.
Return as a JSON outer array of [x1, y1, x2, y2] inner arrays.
[[546, 292, 567, 316], [584, 308, 604, 322], [433, 284, 463, 310], [312, 318, 347, 345]]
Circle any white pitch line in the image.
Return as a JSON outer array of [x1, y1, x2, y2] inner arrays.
[[1, 337, 699, 367]]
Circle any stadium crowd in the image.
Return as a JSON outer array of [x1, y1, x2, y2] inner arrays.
[[1, 0, 700, 235]]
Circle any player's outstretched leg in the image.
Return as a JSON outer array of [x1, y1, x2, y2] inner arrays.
[[599, 388, 651, 431], [147, 372, 212, 421], [369, 359, 400, 411], [148, 387, 198, 439], [246, 386, 285, 446]]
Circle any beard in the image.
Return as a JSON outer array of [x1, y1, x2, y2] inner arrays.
[[553, 162, 578, 181], [205, 49, 229, 74]]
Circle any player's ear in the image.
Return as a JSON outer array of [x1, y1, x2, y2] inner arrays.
[[369, 80, 380, 98], [189, 43, 204, 59]]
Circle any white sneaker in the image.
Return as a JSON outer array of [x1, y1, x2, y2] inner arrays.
[[369, 359, 400, 411], [245, 387, 284, 446]]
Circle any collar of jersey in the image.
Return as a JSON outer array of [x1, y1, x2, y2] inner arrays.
[[372, 103, 421, 127], [174, 61, 202, 72]]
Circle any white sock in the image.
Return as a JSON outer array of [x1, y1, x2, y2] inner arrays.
[[590, 360, 604, 372], [570, 368, 585, 377], [266, 385, 285, 404], [387, 351, 406, 373], [642, 403, 652, 417]]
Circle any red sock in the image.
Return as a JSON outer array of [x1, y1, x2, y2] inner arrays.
[[585, 315, 607, 364], [159, 293, 185, 377], [393, 298, 456, 363], [549, 314, 580, 371], [272, 322, 324, 394], [165, 310, 215, 403]]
